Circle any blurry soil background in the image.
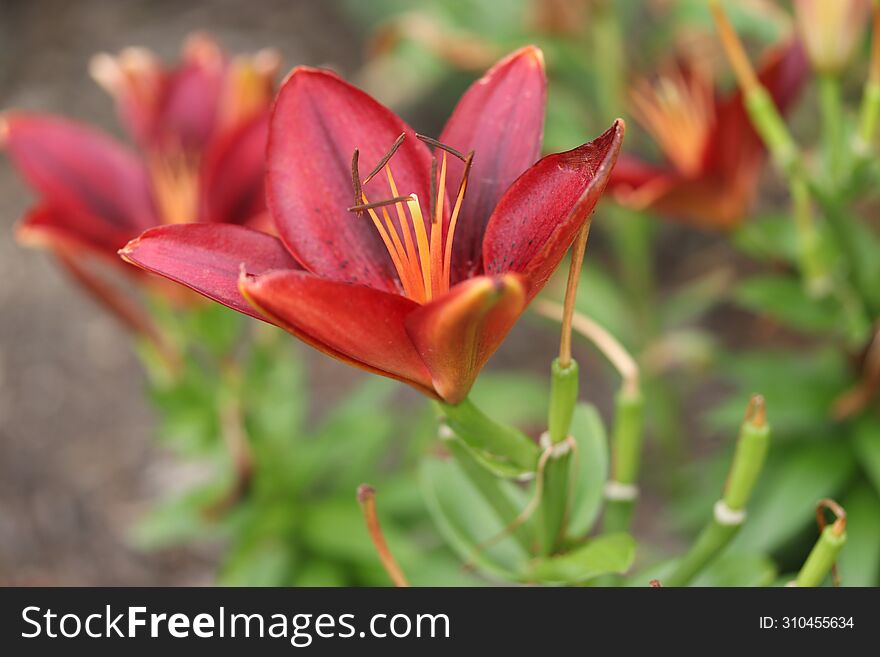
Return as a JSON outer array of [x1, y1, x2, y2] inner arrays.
[[0, 0, 741, 585]]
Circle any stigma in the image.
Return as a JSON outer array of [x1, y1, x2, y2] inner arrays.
[[629, 64, 715, 178], [349, 133, 473, 304]]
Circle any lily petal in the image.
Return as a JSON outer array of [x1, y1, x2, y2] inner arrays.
[[2, 113, 156, 237], [405, 274, 526, 404], [156, 33, 226, 150], [240, 270, 436, 395], [199, 112, 269, 225], [16, 204, 134, 262], [119, 223, 299, 319], [483, 120, 624, 299], [267, 66, 434, 293], [439, 46, 547, 279]]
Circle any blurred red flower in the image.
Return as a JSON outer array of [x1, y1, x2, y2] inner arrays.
[[608, 39, 808, 229], [2, 33, 279, 343], [121, 47, 623, 403]]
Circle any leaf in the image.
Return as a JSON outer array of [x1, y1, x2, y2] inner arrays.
[[691, 552, 778, 587], [732, 441, 856, 553], [837, 482, 880, 587], [732, 213, 801, 264], [853, 418, 880, 498], [468, 371, 549, 430], [706, 348, 848, 437], [419, 455, 530, 580], [661, 268, 735, 328], [734, 275, 842, 337], [528, 533, 636, 584], [567, 403, 609, 537]]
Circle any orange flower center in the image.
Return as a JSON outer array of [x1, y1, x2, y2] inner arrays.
[[629, 66, 715, 178], [149, 149, 200, 224], [350, 134, 473, 304]]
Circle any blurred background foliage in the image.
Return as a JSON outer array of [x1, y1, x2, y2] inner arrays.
[[2, 0, 878, 586]]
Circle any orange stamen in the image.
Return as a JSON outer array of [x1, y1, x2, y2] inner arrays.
[[350, 135, 473, 303], [148, 149, 200, 224]]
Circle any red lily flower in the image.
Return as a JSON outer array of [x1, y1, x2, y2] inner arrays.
[[2, 34, 279, 341], [120, 47, 624, 403], [607, 39, 807, 229]]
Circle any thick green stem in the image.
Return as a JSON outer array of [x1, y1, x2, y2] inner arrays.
[[665, 517, 742, 587], [795, 526, 847, 587], [438, 398, 539, 474], [665, 397, 770, 586], [789, 178, 831, 298], [602, 386, 645, 533], [537, 359, 580, 555], [818, 74, 845, 185], [858, 81, 880, 148]]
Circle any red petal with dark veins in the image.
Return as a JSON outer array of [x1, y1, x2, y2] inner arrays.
[[439, 46, 547, 280], [17, 204, 137, 262], [708, 39, 808, 177], [267, 67, 435, 293], [406, 274, 526, 404], [199, 112, 269, 225], [119, 223, 300, 320], [483, 120, 624, 300], [2, 113, 157, 236], [240, 270, 436, 395]]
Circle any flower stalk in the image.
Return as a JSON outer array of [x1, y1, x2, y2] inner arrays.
[[665, 395, 770, 586], [795, 499, 847, 587], [710, 1, 833, 296], [858, 1, 880, 148]]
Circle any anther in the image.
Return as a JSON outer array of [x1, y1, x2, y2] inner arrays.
[[363, 132, 406, 184], [351, 148, 363, 212], [348, 196, 412, 213], [415, 133, 466, 161]]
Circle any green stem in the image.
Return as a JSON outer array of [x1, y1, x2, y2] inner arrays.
[[602, 386, 645, 534], [664, 517, 742, 587], [537, 358, 580, 555], [438, 398, 539, 475], [665, 397, 770, 586], [817, 74, 845, 185], [858, 81, 880, 149], [795, 526, 847, 587], [789, 178, 831, 298]]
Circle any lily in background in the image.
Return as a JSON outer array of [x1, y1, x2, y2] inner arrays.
[[607, 39, 807, 229], [2, 33, 279, 350], [794, 0, 870, 75], [121, 46, 623, 404]]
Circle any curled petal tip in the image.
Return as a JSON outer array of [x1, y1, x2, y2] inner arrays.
[[356, 484, 376, 504], [520, 44, 545, 70]]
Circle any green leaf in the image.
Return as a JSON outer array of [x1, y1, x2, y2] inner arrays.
[[853, 418, 880, 498], [732, 441, 856, 553], [567, 404, 609, 537], [732, 213, 801, 264], [528, 533, 636, 584], [691, 552, 778, 587], [419, 456, 530, 580], [734, 275, 842, 337], [837, 483, 880, 586], [706, 348, 848, 437], [661, 269, 735, 329], [468, 371, 549, 430]]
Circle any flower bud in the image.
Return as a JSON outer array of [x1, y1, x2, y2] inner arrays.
[[794, 0, 871, 74]]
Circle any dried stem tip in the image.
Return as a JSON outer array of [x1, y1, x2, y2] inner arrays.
[[357, 483, 410, 587], [745, 393, 766, 428], [816, 498, 847, 537]]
